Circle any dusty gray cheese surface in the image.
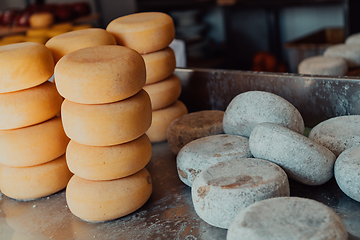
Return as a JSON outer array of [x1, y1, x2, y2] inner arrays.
[[298, 56, 347, 76], [346, 33, 360, 44], [309, 115, 360, 157], [324, 44, 360, 68], [176, 134, 252, 187], [223, 91, 304, 137], [191, 158, 290, 229], [249, 123, 336, 186], [226, 197, 348, 240]]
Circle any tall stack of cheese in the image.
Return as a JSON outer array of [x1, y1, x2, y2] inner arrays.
[[55, 45, 153, 222], [0, 42, 72, 201], [107, 12, 188, 143]]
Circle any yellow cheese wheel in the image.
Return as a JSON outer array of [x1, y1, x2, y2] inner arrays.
[[0, 116, 69, 167], [0, 154, 72, 201], [0, 42, 54, 93], [66, 134, 152, 180], [29, 12, 54, 29], [0, 81, 63, 130], [45, 28, 117, 63], [55, 45, 146, 104], [61, 89, 152, 146], [106, 12, 175, 54], [26, 28, 48, 38], [143, 74, 182, 110], [66, 168, 152, 222], [146, 100, 188, 143], [142, 47, 176, 84]]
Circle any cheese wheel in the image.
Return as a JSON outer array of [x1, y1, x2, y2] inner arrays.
[[346, 33, 360, 45], [0, 116, 69, 167], [0, 154, 72, 201], [66, 168, 152, 222], [55, 45, 146, 104], [0, 81, 63, 130], [29, 12, 54, 29], [143, 74, 181, 110], [0, 42, 54, 93], [45, 28, 117, 63], [324, 44, 360, 68], [106, 12, 175, 54], [61, 89, 152, 146], [142, 47, 176, 84], [66, 134, 152, 180], [146, 100, 188, 143], [298, 56, 347, 76]]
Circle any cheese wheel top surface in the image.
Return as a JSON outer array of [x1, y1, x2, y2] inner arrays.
[[55, 45, 146, 104], [0, 42, 54, 93], [324, 44, 360, 68], [345, 33, 360, 45], [298, 56, 347, 76]]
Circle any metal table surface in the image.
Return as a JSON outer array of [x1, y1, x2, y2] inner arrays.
[[1, 68, 360, 239]]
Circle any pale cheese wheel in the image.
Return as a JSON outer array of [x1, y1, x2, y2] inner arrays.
[[45, 28, 117, 63], [298, 56, 347, 76], [0, 81, 63, 130], [324, 44, 360, 68], [142, 47, 176, 84], [146, 100, 188, 143], [55, 45, 146, 104], [106, 12, 175, 54], [29, 12, 54, 29], [0, 154, 72, 201], [66, 134, 152, 181], [61, 89, 152, 146], [143, 74, 181, 110], [0, 42, 54, 93], [345, 33, 360, 45], [66, 168, 152, 222], [0, 116, 69, 167]]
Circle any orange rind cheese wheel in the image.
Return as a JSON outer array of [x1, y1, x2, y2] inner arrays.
[[66, 134, 152, 181], [66, 168, 152, 222], [0, 116, 69, 167], [29, 12, 54, 29], [0, 81, 63, 130], [55, 45, 146, 104], [143, 74, 182, 110], [0, 154, 73, 201], [61, 89, 152, 146], [0, 42, 54, 93], [146, 100, 188, 143], [142, 47, 176, 84], [106, 12, 175, 54], [45, 28, 117, 63]]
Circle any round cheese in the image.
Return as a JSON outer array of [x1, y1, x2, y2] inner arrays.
[[324, 44, 360, 68], [0, 42, 54, 93], [146, 100, 188, 143], [66, 134, 152, 181], [143, 74, 181, 110], [0, 154, 72, 201], [0, 81, 63, 130], [0, 116, 69, 167], [345, 32, 360, 45], [45, 28, 117, 63], [298, 56, 347, 76], [142, 47, 176, 84], [55, 45, 146, 104], [29, 12, 54, 29], [66, 168, 152, 222], [106, 12, 175, 54], [61, 89, 152, 146]]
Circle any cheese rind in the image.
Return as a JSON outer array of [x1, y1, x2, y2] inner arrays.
[[298, 56, 347, 76], [324, 44, 360, 68]]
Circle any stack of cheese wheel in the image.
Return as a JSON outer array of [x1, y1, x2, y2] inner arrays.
[[55, 45, 153, 222], [107, 12, 188, 143], [0, 42, 72, 201]]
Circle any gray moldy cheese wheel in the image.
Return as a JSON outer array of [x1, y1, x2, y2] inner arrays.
[[66, 168, 152, 222], [55, 45, 146, 104], [143, 74, 181, 111], [61, 89, 152, 146], [346, 33, 360, 45], [106, 12, 175, 54], [45, 28, 117, 63], [0, 116, 69, 167], [0, 154, 73, 201], [298, 56, 347, 76], [142, 47, 176, 84], [167, 110, 225, 155], [226, 197, 348, 240], [324, 44, 360, 68], [334, 145, 360, 202], [223, 91, 304, 138], [177, 134, 252, 187], [0, 81, 63, 130], [249, 123, 335, 186], [66, 134, 152, 181], [309, 115, 360, 157], [191, 158, 290, 229], [0, 42, 54, 93]]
